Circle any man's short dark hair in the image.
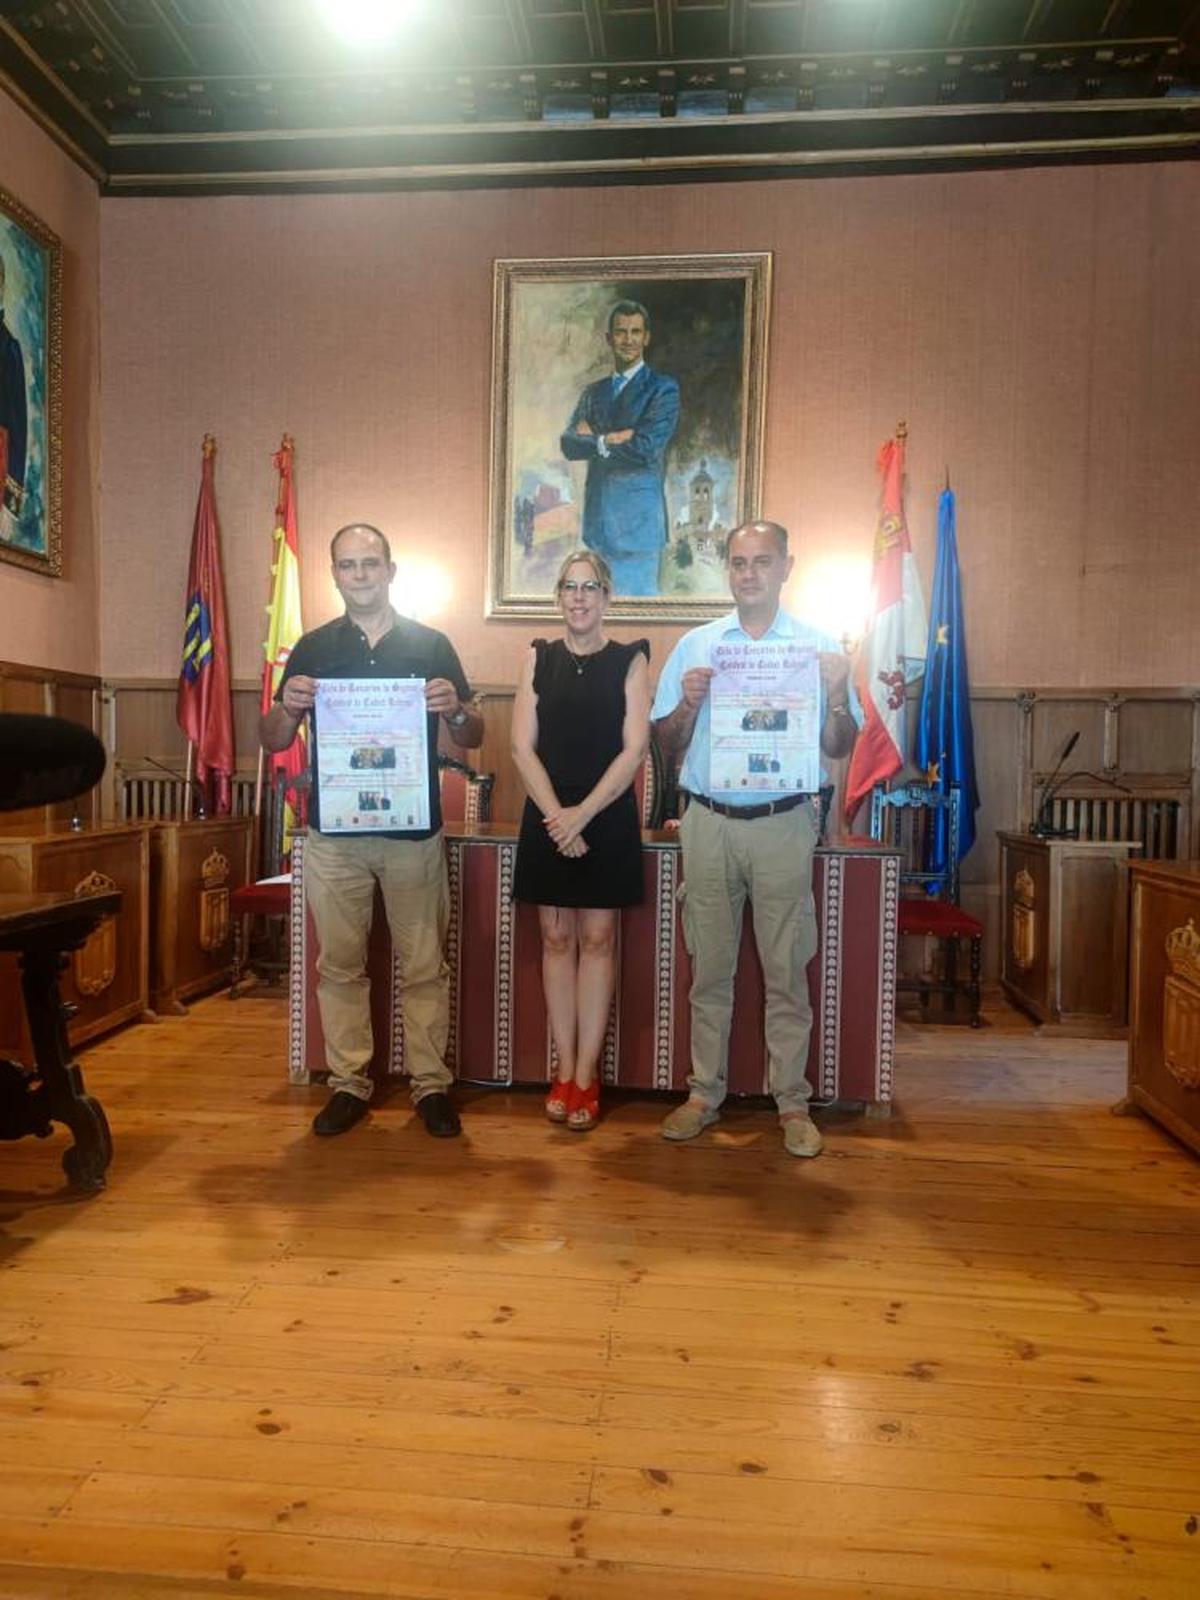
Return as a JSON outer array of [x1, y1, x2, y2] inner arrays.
[[727, 519, 789, 557], [330, 523, 392, 564], [607, 300, 650, 336]]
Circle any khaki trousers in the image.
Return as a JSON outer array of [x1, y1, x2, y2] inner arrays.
[[678, 799, 818, 1115], [304, 828, 453, 1105]]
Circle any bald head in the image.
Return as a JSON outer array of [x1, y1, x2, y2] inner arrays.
[[330, 523, 391, 565], [727, 519, 788, 558]]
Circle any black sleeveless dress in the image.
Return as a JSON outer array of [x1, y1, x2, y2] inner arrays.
[[513, 637, 649, 909]]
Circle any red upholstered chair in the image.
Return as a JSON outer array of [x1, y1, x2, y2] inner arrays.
[[228, 773, 308, 996], [437, 754, 494, 825], [632, 741, 665, 829], [869, 782, 983, 1026]]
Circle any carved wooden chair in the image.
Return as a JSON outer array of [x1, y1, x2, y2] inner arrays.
[[869, 782, 983, 1026], [228, 772, 308, 996], [228, 758, 495, 996], [437, 754, 494, 825]]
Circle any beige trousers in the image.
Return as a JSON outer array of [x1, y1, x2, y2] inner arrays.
[[678, 799, 819, 1115], [304, 828, 453, 1105]]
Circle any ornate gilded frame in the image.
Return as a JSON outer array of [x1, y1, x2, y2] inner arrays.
[[0, 182, 63, 577], [488, 252, 772, 621]]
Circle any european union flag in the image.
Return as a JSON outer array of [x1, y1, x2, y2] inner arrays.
[[916, 488, 978, 870]]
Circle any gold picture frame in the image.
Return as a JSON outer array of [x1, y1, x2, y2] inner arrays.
[[488, 252, 771, 621], [0, 182, 63, 577]]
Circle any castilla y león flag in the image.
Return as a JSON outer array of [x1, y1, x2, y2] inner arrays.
[[844, 432, 928, 821], [176, 434, 235, 813], [261, 434, 307, 838]]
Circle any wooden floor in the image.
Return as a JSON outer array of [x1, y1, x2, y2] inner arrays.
[[1, 996, 1198, 1600]]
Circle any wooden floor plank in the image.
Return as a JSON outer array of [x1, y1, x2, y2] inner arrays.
[[0, 994, 1197, 1600]]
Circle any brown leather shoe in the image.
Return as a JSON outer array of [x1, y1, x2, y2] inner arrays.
[[416, 1092, 461, 1138], [781, 1112, 823, 1159], [312, 1091, 369, 1137]]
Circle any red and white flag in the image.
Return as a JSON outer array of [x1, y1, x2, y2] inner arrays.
[[844, 431, 927, 821]]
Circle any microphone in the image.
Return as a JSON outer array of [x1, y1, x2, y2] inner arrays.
[[1031, 731, 1080, 838], [141, 754, 207, 820]]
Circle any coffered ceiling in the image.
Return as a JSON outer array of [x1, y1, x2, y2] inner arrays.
[[1, 0, 1197, 193]]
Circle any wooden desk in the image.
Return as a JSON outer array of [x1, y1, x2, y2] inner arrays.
[[1126, 859, 1200, 1156], [149, 817, 253, 1014], [287, 825, 902, 1107], [998, 831, 1140, 1033], [0, 824, 149, 1051], [0, 890, 119, 1191]]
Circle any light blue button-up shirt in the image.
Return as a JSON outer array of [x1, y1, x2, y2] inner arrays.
[[651, 607, 859, 802]]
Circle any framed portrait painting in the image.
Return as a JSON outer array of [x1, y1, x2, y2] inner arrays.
[[488, 253, 771, 620], [0, 184, 62, 577]]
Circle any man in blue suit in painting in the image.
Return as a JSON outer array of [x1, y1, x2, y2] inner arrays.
[[0, 254, 28, 523], [560, 300, 680, 597]]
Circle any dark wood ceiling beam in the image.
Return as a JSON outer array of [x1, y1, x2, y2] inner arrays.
[[581, 0, 607, 61], [443, 0, 468, 57], [653, 0, 675, 59], [946, 1, 973, 49], [1021, 2, 1050, 45], [503, 0, 533, 63]]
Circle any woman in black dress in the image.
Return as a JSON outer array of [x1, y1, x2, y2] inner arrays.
[[512, 550, 650, 1130]]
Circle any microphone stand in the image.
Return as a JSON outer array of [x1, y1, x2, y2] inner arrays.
[[1030, 731, 1080, 839], [141, 754, 207, 820]]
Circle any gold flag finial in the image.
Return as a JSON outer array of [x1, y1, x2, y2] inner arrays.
[[895, 419, 908, 442], [202, 434, 217, 458]]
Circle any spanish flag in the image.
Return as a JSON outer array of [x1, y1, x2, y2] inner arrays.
[[261, 434, 307, 847], [176, 435, 235, 813]]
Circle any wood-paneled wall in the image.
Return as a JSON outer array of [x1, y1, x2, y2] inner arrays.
[[0, 659, 102, 834], [101, 674, 1200, 983]]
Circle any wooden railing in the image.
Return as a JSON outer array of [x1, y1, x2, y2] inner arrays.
[[117, 767, 258, 823], [1036, 781, 1187, 860]]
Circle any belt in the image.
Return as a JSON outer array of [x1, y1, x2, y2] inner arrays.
[[686, 790, 812, 821]]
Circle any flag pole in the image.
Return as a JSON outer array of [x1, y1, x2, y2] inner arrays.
[[251, 746, 266, 880], [183, 742, 195, 822]]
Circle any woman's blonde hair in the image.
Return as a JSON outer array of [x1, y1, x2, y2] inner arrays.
[[554, 548, 613, 594]]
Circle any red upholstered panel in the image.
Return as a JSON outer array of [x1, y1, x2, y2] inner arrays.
[[230, 882, 291, 916], [898, 898, 983, 938]]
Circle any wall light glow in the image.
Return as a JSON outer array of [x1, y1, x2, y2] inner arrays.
[[390, 557, 453, 623], [794, 554, 873, 650], [312, 0, 422, 46]]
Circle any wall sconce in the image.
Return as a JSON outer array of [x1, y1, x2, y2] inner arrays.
[[795, 554, 871, 656], [390, 557, 452, 623]]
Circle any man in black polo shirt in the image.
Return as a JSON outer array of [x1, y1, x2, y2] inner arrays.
[[262, 523, 483, 1138]]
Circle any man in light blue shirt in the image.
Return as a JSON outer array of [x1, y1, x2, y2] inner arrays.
[[652, 520, 859, 1158]]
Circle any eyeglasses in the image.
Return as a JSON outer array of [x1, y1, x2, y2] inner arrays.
[[560, 579, 604, 595]]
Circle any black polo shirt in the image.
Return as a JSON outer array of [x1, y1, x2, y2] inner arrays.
[[277, 612, 472, 839]]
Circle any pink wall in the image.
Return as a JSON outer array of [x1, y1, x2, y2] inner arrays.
[[0, 96, 100, 675], [98, 164, 1200, 691]]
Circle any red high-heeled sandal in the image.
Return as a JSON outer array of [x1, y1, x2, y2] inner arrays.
[[545, 1078, 576, 1123], [567, 1079, 599, 1131]]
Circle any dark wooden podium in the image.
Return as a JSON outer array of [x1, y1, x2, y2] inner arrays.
[[998, 831, 1141, 1033], [1125, 859, 1200, 1156]]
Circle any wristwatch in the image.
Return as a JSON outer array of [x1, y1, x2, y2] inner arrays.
[[447, 706, 470, 728]]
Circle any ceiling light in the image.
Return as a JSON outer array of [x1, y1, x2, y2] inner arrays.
[[312, 0, 421, 47]]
